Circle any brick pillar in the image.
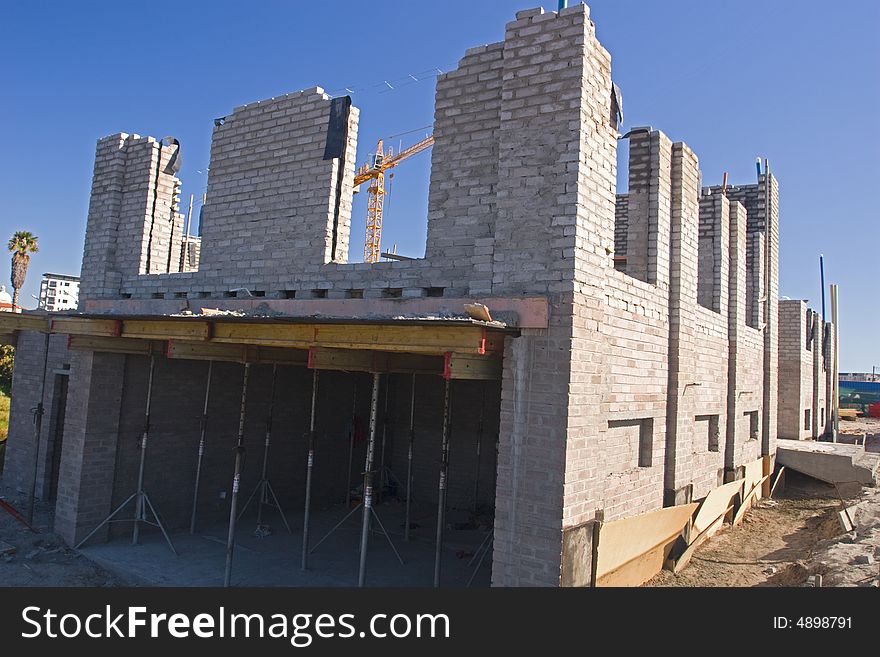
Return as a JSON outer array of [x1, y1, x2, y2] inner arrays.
[[725, 201, 747, 471], [624, 130, 672, 285], [53, 350, 126, 546], [664, 142, 701, 505], [425, 42, 503, 295], [79, 134, 182, 301], [762, 175, 780, 455], [490, 3, 617, 586]]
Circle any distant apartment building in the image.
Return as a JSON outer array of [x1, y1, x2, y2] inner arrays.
[[38, 273, 79, 311]]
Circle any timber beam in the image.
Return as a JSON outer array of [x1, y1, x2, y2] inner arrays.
[[307, 347, 501, 380]]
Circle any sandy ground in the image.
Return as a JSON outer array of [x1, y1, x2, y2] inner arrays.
[[647, 471, 879, 587], [0, 485, 122, 586]]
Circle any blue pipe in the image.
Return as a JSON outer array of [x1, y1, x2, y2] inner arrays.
[[820, 254, 826, 320], [558, 0, 568, 10]]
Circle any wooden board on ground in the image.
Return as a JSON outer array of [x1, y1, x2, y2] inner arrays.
[[598, 540, 679, 587], [761, 454, 774, 497], [673, 507, 732, 574], [732, 475, 770, 526], [595, 503, 698, 587], [769, 467, 786, 498], [743, 457, 764, 501], [691, 479, 744, 538]]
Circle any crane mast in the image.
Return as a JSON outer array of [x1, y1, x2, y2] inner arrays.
[[354, 134, 434, 263]]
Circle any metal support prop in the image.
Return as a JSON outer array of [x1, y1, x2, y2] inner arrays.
[[404, 374, 416, 542], [473, 381, 485, 512], [189, 360, 214, 534], [433, 378, 452, 587], [26, 331, 51, 525], [301, 369, 319, 570], [75, 354, 176, 555], [358, 372, 382, 587], [310, 372, 404, 582], [378, 377, 390, 501], [224, 362, 250, 587], [345, 381, 357, 506], [238, 365, 291, 533], [466, 530, 493, 588]]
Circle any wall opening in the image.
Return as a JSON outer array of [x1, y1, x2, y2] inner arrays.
[[696, 414, 720, 452], [745, 410, 760, 441], [608, 418, 653, 468]]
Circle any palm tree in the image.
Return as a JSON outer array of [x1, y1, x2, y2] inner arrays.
[[7, 231, 39, 310]]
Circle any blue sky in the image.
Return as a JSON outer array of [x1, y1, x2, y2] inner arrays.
[[1, 1, 877, 371]]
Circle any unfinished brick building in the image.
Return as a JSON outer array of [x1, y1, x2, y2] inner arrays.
[[1, 4, 833, 587]]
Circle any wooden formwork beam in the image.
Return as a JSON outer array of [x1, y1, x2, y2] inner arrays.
[[50, 316, 121, 337], [443, 352, 502, 380], [67, 335, 160, 355], [0, 314, 49, 332], [6, 313, 510, 359], [308, 347, 442, 375], [166, 339, 308, 366]]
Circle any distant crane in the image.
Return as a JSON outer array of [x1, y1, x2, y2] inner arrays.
[[353, 134, 434, 263]]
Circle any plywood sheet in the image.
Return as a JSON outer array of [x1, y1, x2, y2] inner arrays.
[[691, 479, 744, 538], [595, 503, 698, 580], [743, 457, 763, 501], [674, 511, 729, 574], [596, 541, 676, 588], [733, 475, 769, 526]]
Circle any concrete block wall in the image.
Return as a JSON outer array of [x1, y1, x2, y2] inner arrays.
[[53, 350, 126, 545], [698, 192, 729, 313], [778, 300, 813, 439], [196, 89, 359, 281], [3, 332, 70, 497], [491, 4, 616, 586], [600, 271, 668, 519], [2, 3, 816, 588], [79, 135, 183, 301], [666, 142, 710, 503], [424, 42, 504, 296], [613, 194, 628, 267], [726, 201, 763, 471], [724, 176, 779, 455], [621, 129, 672, 286]]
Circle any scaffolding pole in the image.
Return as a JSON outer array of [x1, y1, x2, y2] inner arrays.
[[404, 373, 416, 542], [357, 372, 382, 587], [433, 378, 452, 587], [473, 381, 485, 512], [189, 360, 214, 534], [224, 362, 251, 587], [310, 371, 405, 584], [301, 369, 319, 571], [345, 381, 357, 507], [25, 331, 51, 524], [238, 364, 291, 533]]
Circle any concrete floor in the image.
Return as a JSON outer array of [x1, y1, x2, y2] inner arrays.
[[78, 502, 493, 587]]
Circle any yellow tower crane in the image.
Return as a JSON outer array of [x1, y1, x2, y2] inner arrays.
[[353, 134, 434, 263]]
